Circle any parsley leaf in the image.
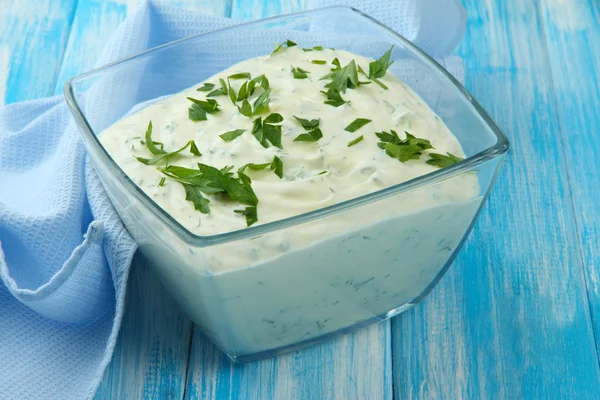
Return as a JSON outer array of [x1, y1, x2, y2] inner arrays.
[[251, 116, 282, 148], [188, 104, 207, 121], [292, 66, 310, 79], [321, 60, 358, 92], [234, 206, 258, 227], [271, 39, 297, 55], [344, 118, 371, 132], [252, 87, 271, 115], [136, 140, 201, 165], [219, 129, 245, 141], [237, 80, 250, 101], [376, 130, 434, 162], [143, 122, 163, 155], [187, 97, 220, 113], [311, 60, 327, 65], [348, 135, 364, 147], [368, 46, 394, 79], [227, 80, 237, 104], [136, 122, 201, 165], [294, 128, 323, 142], [367, 46, 394, 89], [293, 115, 320, 130], [321, 88, 347, 107], [229, 72, 251, 80], [183, 185, 210, 213], [207, 78, 228, 97], [239, 155, 284, 179], [264, 113, 283, 124], [426, 152, 464, 168], [196, 82, 215, 92], [237, 100, 253, 117]]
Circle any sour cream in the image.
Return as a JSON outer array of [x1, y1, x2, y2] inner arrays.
[[100, 46, 480, 357]]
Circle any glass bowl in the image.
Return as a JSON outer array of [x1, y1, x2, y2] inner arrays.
[[64, 6, 508, 362]]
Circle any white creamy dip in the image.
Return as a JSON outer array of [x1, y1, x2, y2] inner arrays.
[[100, 45, 480, 357]]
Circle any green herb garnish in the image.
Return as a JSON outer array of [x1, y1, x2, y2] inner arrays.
[[187, 97, 220, 113], [252, 87, 272, 115], [135, 122, 201, 165], [239, 155, 284, 179], [251, 115, 283, 148], [238, 100, 252, 117], [234, 206, 258, 227], [292, 66, 310, 79], [426, 152, 464, 168], [196, 82, 215, 92], [321, 88, 347, 107], [227, 80, 237, 104], [320, 59, 358, 93], [271, 39, 297, 55], [229, 72, 251, 80], [159, 163, 259, 225], [294, 128, 323, 142], [376, 130, 433, 162], [348, 135, 364, 147], [345, 118, 371, 132], [207, 78, 228, 97], [219, 129, 246, 141], [311, 60, 327, 65], [183, 184, 211, 213], [264, 113, 283, 124], [158, 177, 166, 186], [368, 46, 394, 89], [293, 116, 319, 130]]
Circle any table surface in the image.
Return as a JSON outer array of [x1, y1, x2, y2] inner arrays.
[[3, 0, 600, 398]]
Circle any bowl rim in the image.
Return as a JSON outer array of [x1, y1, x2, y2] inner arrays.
[[64, 5, 510, 247]]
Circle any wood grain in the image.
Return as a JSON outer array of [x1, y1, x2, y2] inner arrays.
[[0, 0, 76, 105], [539, 0, 600, 353], [391, 0, 600, 398]]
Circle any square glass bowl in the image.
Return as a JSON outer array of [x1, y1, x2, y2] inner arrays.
[[64, 6, 508, 362]]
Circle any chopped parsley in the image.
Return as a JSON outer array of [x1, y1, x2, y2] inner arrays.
[[293, 116, 320, 130], [135, 122, 201, 165], [426, 152, 464, 168], [292, 66, 310, 79], [344, 118, 371, 132], [234, 206, 258, 227], [159, 163, 259, 225], [271, 39, 297, 55], [207, 78, 228, 97], [367, 46, 394, 89], [219, 129, 245, 141], [239, 155, 284, 179], [158, 177, 166, 186], [251, 114, 283, 148], [321, 88, 347, 107], [311, 60, 327, 65], [196, 82, 214, 92], [376, 130, 433, 162], [294, 128, 323, 142], [228, 72, 251, 80], [347, 135, 364, 147]]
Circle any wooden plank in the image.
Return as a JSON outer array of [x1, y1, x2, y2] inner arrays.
[[538, 0, 600, 350], [94, 254, 194, 400], [183, 2, 391, 399], [0, 0, 76, 105], [53, 0, 232, 94], [392, 0, 600, 398], [48, 1, 229, 399]]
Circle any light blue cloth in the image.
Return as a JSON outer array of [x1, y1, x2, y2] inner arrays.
[[0, 1, 464, 398]]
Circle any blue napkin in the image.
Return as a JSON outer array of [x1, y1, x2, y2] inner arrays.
[[0, 1, 465, 398]]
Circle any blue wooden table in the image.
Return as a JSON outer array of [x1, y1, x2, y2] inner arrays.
[[2, 0, 600, 398]]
